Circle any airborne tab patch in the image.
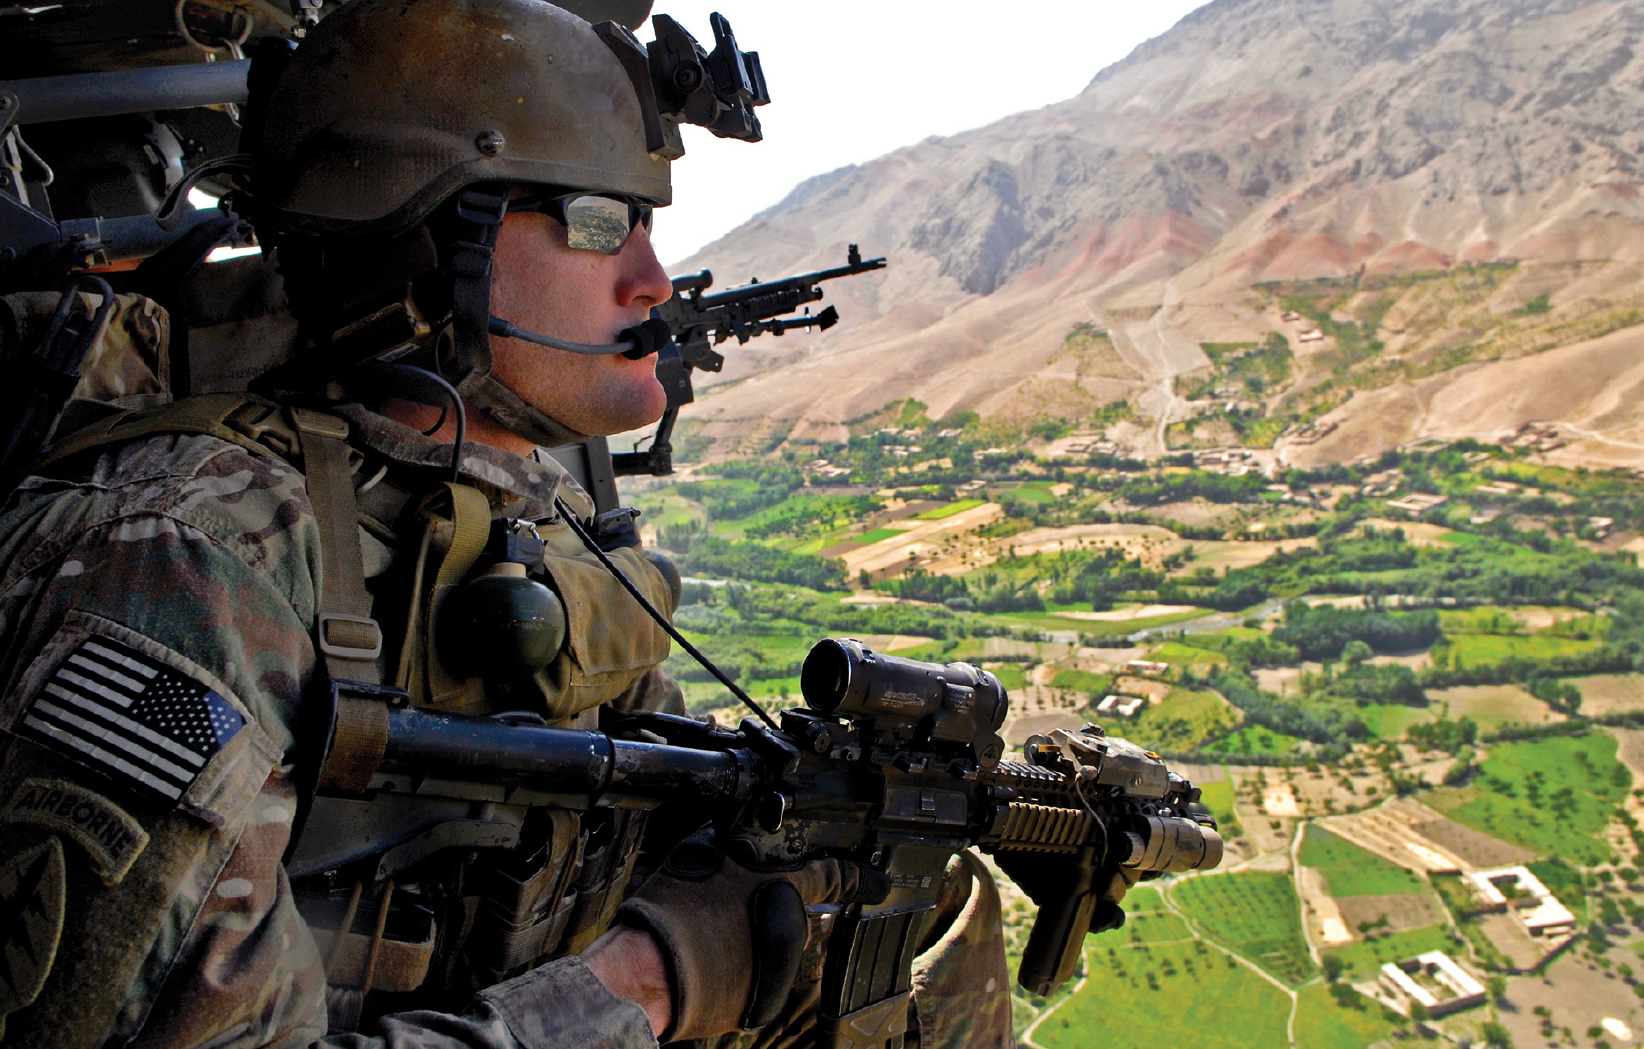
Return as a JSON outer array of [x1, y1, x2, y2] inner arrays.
[[18, 636, 246, 805], [3, 779, 149, 884]]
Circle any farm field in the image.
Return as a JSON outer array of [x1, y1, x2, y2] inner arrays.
[[1429, 684, 1564, 731], [1124, 689, 1241, 752], [1441, 632, 1600, 665], [1298, 826, 1428, 897], [1294, 984, 1402, 1049], [1173, 872, 1316, 986], [1037, 941, 1290, 1049], [915, 499, 986, 519], [1200, 725, 1305, 755], [1569, 672, 1644, 715], [1426, 733, 1629, 865], [1195, 779, 1239, 830], [630, 414, 1644, 1033], [1149, 640, 1229, 666], [1356, 702, 1438, 739], [1049, 668, 1111, 694], [1122, 909, 1194, 943], [853, 527, 909, 544]]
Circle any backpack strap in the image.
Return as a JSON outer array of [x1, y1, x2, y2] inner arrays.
[[41, 394, 383, 685]]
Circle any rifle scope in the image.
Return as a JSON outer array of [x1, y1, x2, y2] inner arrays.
[[800, 638, 1007, 752]]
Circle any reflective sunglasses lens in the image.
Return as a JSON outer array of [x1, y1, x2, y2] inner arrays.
[[564, 195, 634, 255]]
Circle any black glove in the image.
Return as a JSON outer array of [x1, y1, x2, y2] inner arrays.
[[613, 834, 861, 1040]]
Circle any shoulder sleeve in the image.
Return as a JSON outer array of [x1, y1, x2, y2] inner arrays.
[[0, 436, 322, 1046], [0, 436, 667, 1049]]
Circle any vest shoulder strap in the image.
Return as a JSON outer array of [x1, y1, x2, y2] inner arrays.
[[40, 393, 298, 471], [40, 393, 383, 686]]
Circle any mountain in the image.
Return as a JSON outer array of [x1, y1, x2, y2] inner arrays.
[[671, 0, 1644, 468]]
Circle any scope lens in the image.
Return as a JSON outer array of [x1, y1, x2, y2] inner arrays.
[[800, 639, 851, 712]]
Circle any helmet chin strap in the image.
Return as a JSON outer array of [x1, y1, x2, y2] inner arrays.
[[459, 370, 598, 448], [488, 315, 671, 360]]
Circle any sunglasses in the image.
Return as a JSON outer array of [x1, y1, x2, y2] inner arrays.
[[506, 191, 655, 255]]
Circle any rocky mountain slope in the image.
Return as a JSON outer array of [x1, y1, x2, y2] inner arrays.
[[671, 0, 1644, 467]]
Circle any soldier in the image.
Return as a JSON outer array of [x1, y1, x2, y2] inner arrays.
[[0, 1, 1013, 1047]]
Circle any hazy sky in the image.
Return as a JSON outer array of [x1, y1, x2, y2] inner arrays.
[[641, 1, 1214, 267]]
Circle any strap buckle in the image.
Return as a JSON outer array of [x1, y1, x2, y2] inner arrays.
[[318, 612, 383, 661], [455, 189, 509, 226], [290, 407, 350, 440]]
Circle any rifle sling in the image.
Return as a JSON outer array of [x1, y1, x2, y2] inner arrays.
[[291, 408, 382, 686], [418, 481, 492, 713]]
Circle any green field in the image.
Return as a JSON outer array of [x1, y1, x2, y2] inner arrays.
[[1124, 689, 1241, 752], [1438, 605, 1600, 635], [1298, 826, 1428, 897], [1200, 724, 1305, 755], [998, 607, 1206, 637], [1426, 731, 1628, 865], [1123, 884, 1167, 912], [1295, 984, 1403, 1049], [1002, 483, 1058, 505], [1051, 669, 1112, 694], [1355, 702, 1439, 740], [1149, 641, 1229, 666], [914, 499, 986, 519], [1441, 632, 1599, 665], [1319, 924, 1456, 981], [1123, 909, 1194, 943], [1039, 941, 1290, 1049], [1194, 780, 1243, 837], [1195, 779, 1238, 829], [1173, 872, 1316, 985], [854, 527, 910, 544], [993, 664, 1027, 691]]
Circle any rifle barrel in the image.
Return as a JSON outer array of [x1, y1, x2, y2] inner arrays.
[[378, 705, 760, 802], [690, 256, 886, 312]]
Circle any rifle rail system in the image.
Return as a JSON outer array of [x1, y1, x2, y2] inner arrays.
[[298, 639, 1222, 1049]]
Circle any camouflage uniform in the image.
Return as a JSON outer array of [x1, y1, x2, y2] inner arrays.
[[0, 408, 1013, 1049], [0, 392, 673, 1048]]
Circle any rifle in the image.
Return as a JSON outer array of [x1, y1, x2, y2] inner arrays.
[[295, 638, 1222, 1049], [610, 244, 887, 477]]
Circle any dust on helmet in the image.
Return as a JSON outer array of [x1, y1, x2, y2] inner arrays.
[[256, 0, 670, 236]]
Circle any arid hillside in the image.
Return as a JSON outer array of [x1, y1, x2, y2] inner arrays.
[[672, 0, 1644, 468]]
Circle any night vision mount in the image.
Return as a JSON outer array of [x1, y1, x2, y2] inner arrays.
[[594, 11, 770, 160]]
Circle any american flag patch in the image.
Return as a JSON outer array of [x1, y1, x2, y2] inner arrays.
[[19, 636, 245, 804]]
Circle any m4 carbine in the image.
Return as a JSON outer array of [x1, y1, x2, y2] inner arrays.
[[610, 245, 886, 477], [297, 638, 1222, 1049]]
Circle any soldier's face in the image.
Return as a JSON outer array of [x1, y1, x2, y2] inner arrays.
[[487, 205, 673, 437]]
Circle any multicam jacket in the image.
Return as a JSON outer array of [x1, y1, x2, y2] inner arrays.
[[0, 401, 676, 1049], [0, 287, 1014, 1049]]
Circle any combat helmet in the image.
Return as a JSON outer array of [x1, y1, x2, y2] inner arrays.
[[249, 0, 767, 444]]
